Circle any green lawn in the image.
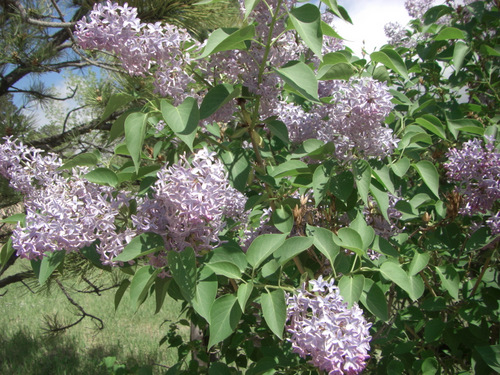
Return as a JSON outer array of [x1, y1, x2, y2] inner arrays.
[[0, 259, 187, 375]]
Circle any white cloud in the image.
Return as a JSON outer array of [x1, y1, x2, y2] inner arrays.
[[335, 0, 410, 56]]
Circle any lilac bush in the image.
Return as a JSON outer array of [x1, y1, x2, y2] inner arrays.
[[1, 0, 499, 374]]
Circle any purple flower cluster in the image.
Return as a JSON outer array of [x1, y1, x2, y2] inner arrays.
[[130, 148, 247, 263], [279, 77, 397, 159], [286, 276, 372, 374], [445, 138, 500, 216], [384, 22, 416, 49], [405, 0, 434, 19], [202, 0, 343, 122], [0, 138, 130, 260], [75, 1, 197, 103], [0, 137, 61, 194]]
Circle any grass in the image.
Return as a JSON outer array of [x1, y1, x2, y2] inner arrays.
[[0, 258, 188, 375]]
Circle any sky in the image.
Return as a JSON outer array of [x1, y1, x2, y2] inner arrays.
[[20, 0, 415, 127], [336, 0, 411, 55]]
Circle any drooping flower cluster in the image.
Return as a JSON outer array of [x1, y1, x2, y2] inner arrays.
[[129, 148, 247, 266], [0, 137, 130, 260], [75, 1, 197, 102], [286, 277, 372, 374], [444, 138, 500, 216]]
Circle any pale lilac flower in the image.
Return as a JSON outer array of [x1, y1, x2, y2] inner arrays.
[[75, 1, 197, 103], [405, 0, 434, 19], [286, 276, 372, 374], [11, 167, 130, 260], [131, 148, 248, 256], [445, 138, 500, 216], [0, 136, 62, 195]]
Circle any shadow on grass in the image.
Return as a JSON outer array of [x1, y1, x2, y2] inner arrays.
[[0, 329, 126, 375]]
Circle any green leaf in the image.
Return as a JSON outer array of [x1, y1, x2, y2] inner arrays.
[[288, 4, 323, 60], [317, 62, 355, 80], [371, 236, 399, 258], [476, 345, 500, 373], [208, 363, 232, 375], [453, 41, 469, 73], [113, 233, 164, 262], [244, 0, 260, 19], [0, 213, 25, 225], [433, 27, 466, 41], [200, 84, 240, 119], [370, 49, 409, 80], [246, 233, 287, 269], [408, 251, 430, 276], [407, 274, 425, 301], [446, 118, 484, 138], [352, 159, 371, 206], [320, 0, 352, 22], [237, 281, 253, 311], [334, 228, 364, 255], [199, 26, 255, 58], [101, 93, 135, 121], [415, 115, 446, 140], [306, 225, 340, 265], [84, 167, 118, 187], [313, 163, 330, 205], [269, 160, 309, 178], [274, 61, 319, 102], [154, 276, 170, 314], [265, 119, 290, 144], [391, 157, 411, 178], [435, 265, 459, 300], [350, 215, 375, 251], [60, 153, 98, 170], [370, 162, 395, 195], [370, 180, 390, 222], [219, 148, 251, 191], [129, 266, 159, 309], [125, 112, 148, 173], [81, 243, 111, 271], [360, 279, 388, 321], [339, 275, 364, 307], [206, 262, 242, 279], [208, 294, 242, 347], [167, 247, 197, 302], [115, 279, 131, 311], [272, 204, 294, 234], [274, 236, 314, 266], [36, 250, 65, 285], [380, 262, 422, 301], [0, 238, 15, 267], [161, 98, 199, 151], [261, 289, 286, 339], [330, 171, 354, 203], [192, 268, 217, 321], [210, 244, 248, 272], [413, 161, 439, 199], [424, 320, 445, 342]]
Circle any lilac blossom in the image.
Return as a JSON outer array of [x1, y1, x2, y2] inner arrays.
[[75, 1, 197, 103], [0, 137, 131, 261], [405, 0, 434, 19], [0, 137, 62, 195], [279, 78, 396, 159], [286, 276, 372, 374], [444, 138, 500, 216], [131, 148, 247, 261]]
